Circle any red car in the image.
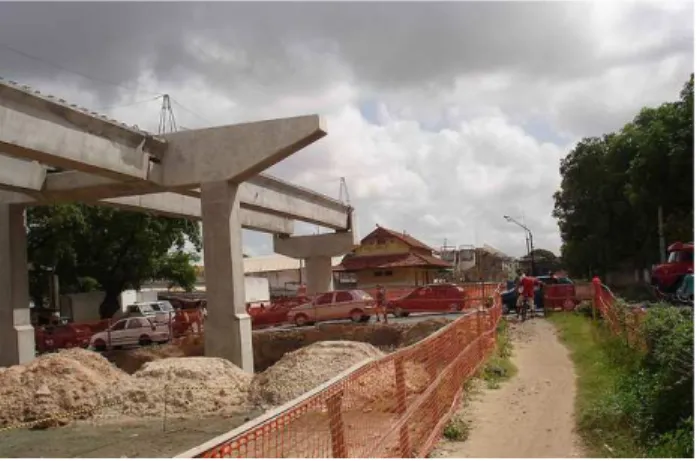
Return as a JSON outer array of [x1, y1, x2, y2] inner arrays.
[[247, 296, 311, 329], [35, 323, 93, 353], [387, 284, 467, 317]]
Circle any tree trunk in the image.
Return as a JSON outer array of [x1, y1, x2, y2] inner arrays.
[[99, 289, 122, 319]]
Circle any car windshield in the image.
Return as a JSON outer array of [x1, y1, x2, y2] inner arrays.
[[139, 304, 155, 314], [668, 250, 693, 263]]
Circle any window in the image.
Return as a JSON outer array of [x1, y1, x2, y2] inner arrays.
[[376, 238, 386, 245], [374, 271, 384, 277], [335, 291, 353, 303], [127, 305, 140, 314], [316, 293, 334, 305], [150, 303, 163, 312], [127, 318, 149, 329], [668, 251, 693, 263], [111, 320, 127, 331], [383, 270, 393, 276]]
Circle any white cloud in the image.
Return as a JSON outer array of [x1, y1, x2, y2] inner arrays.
[[0, 1, 692, 259]]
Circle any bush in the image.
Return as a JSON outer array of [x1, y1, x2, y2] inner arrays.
[[443, 415, 470, 441]]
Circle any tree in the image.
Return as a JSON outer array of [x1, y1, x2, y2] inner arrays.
[[27, 204, 202, 318], [553, 75, 694, 278]]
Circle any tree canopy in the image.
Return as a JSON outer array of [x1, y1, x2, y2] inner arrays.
[[553, 75, 694, 278], [28, 204, 202, 318]]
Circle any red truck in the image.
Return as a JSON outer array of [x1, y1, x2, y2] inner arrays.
[[35, 323, 93, 354], [651, 241, 694, 294]]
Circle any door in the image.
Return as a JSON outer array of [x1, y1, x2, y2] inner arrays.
[[313, 292, 335, 321], [108, 319, 128, 346], [333, 291, 355, 320], [125, 318, 147, 345]]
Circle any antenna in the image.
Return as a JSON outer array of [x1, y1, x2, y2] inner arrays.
[[157, 94, 177, 134]]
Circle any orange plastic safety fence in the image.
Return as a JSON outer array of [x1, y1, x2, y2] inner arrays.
[[592, 281, 646, 349], [182, 286, 503, 459]]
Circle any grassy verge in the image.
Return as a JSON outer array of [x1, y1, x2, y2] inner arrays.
[[479, 318, 517, 389], [442, 318, 516, 442], [548, 312, 643, 457]]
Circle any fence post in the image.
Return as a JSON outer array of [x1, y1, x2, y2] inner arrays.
[[327, 391, 347, 458], [394, 356, 411, 458], [591, 278, 601, 322], [476, 310, 483, 360]]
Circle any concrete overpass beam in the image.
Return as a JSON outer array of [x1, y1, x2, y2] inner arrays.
[[0, 154, 46, 192], [0, 204, 34, 367], [158, 115, 326, 188], [274, 224, 358, 295], [199, 180, 253, 372]]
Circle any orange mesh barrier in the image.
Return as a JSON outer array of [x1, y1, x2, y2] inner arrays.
[[592, 280, 646, 349], [177, 285, 503, 458]]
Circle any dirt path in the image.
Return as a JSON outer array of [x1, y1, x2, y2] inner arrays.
[[434, 318, 583, 458]]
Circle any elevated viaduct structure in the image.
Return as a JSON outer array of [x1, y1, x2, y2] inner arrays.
[[0, 79, 357, 371]]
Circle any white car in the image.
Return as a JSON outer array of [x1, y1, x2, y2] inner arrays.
[[123, 301, 175, 324], [90, 317, 170, 351]]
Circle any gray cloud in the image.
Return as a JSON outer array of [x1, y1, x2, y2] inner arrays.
[[0, 1, 693, 258]]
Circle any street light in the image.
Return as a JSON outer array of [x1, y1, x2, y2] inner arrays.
[[504, 215, 536, 275]]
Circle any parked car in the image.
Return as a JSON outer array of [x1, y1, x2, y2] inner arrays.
[[90, 316, 170, 351], [122, 301, 175, 324], [501, 276, 576, 314], [387, 284, 467, 317], [35, 323, 93, 353], [287, 290, 375, 326]]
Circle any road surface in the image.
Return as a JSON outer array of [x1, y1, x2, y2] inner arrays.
[[433, 318, 582, 458]]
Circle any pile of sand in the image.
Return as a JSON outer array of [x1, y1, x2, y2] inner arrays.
[[0, 348, 129, 428], [249, 341, 384, 407], [346, 360, 432, 412], [114, 357, 253, 418], [399, 318, 452, 347]]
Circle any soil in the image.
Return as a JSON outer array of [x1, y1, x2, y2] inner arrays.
[[433, 318, 583, 458]]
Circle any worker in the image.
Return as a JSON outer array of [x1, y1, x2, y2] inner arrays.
[[375, 284, 388, 324]]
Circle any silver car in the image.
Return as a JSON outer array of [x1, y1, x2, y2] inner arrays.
[[90, 317, 170, 351]]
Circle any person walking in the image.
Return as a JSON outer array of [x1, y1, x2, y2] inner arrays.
[[375, 284, 388, 324]]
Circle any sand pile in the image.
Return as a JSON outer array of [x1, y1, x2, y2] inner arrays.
[[249, 341, 384, 407], [0, 348, 129, 428], [346, 360, 432, 412], [399, 318, 452, 347], [115, 357, 253, 418]]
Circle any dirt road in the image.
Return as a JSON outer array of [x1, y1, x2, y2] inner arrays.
[[435, 318, 583, 458]]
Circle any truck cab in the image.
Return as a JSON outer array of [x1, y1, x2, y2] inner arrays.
[[651, 242, 694, 293]]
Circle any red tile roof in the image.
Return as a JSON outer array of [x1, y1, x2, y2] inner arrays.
[[361, 226, 436, 253], [333, 252, 452, 272]]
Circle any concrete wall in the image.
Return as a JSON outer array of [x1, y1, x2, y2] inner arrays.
[[356, 267, 441, 288], [354, 237, 411, 256], [60, 289, 158, 322]]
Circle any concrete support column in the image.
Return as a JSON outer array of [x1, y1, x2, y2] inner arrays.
[[0, 204, 34, 367], [304, 256, 334, 295], [200, 181, 253, 373]]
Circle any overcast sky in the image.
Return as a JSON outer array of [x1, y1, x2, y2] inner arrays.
[[0, 1, 693, 257]]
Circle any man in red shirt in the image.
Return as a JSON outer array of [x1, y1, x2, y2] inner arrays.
[[517, 273, 542, 319]]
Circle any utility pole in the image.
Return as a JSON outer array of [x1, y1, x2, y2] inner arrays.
[[658, 206, 666, 264], [504, 215, 536, 275]]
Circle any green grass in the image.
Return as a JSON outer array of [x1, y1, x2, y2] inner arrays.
[[548, 313, 644, 458], [478, 319, 517, 389], [442, 414, 471, 441]]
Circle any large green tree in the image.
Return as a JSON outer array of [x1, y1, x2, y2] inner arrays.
[[553, 75, 694, 278], [28, 204, 202, 318]]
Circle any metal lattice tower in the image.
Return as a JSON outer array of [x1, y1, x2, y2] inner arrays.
[[157, 94, 178, 134]]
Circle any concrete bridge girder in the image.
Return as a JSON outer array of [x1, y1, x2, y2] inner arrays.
[[0, 79, 356, 371]]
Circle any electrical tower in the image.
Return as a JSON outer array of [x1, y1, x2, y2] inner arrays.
[[157, 94, 178, 135]]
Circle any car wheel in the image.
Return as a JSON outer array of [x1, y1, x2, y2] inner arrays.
[[294, 314, 309, 327], [392, 307, 404, 318], [449, 303, 459, 312], [502, 305, 510, 316], [139, 336, 153, 347], [93, 340, 107, 352], [360, 316, 371, 323], [350, 309, 364, 323], [563, 298, 575, 310]]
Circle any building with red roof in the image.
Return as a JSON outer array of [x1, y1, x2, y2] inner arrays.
[[333, 225, 452, 288]]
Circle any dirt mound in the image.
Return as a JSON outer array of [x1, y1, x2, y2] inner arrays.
[[114, 357, 253, 418], [0, 349, 129, 428], [250, 341, 384, 407], [347, 360, 432, 412], [399, 318, 452, 347]]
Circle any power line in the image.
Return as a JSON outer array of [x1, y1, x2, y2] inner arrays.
[[0, 41, 162, 96], [95, 95, 164, 112], [170, 97, 215, 126]]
